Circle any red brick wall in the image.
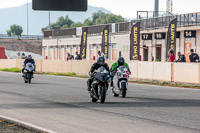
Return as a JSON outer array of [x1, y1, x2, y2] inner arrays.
[[0, 39, 42, 55]]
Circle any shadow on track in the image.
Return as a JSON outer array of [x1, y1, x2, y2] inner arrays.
[[1, 97, 200, 110]]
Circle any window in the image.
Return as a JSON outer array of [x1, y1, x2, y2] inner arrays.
[[112, 43, 117, 49]]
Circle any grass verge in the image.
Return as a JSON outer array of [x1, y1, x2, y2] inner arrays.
[[0, 119, 37, 133], [0, 68, 21, 73], [37, 72, 89, 78], [0, 68, 89, 78], [130, 80, 200, 89]]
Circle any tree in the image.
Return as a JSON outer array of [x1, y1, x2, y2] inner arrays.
[[83, 18, 93, 26], [70, 22, 83, 28], [42, 15, 74, 32], [62, 24, 69, 29], [56, 16, 74, 28], [41, 11, 127, 33], [7, 24, 23, 39], [92, 10, 105, 23], [92, 11, 126, 25]]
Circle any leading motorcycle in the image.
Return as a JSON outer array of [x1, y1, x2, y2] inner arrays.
[[112, 66, 130, 98], [90, 67, 110, 103], [23, 63, 35, 84]]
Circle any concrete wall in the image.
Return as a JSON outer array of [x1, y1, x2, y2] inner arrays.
[[174, 63, 200, 84], [0, 59, 17, 68], [0, 59, 200, 84]]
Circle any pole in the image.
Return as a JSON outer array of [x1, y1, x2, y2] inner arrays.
[[27, 0, 29, 35], [151, 40, 153, 61], [49, 11, 51, 29], [195, 37, 197, 53], [57, 38, 59, 60], [110, 34, 111, 60]]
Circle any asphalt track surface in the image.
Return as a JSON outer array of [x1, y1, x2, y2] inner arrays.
[[0, 72, 200, 133]]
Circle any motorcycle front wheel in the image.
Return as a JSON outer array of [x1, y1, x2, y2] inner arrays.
[[24, 73, 28, 83], [121, 82, 127, 98], [27, 73, 32, 84], [100, 86, 106, 103]]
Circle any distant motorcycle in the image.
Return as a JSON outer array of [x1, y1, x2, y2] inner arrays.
[[23, 63, 35, 84], [90, 67, 110, 103], [112, 66, 130, 98]]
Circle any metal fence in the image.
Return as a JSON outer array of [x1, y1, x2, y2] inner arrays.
[[44, 12, 200, 38], [0, 34, 43, 40], [133, 12, 200, 30]]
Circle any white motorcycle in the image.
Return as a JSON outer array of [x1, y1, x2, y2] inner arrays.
[[112, 66, 130, 98], [23, 63, 35, 84]]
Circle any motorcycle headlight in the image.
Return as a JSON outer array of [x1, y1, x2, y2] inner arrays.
[[116, 72, 121, 76], [101, 70, 107, 74]]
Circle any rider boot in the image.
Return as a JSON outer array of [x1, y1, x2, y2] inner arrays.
[[110, 74, 114, 87], [110, 79, 113, 87], [21, 68, 25, 77]]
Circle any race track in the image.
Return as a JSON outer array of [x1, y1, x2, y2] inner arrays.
[[0, 72, 200, 133]]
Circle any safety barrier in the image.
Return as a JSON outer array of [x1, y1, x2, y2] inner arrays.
[[0, 59, 200, 84]]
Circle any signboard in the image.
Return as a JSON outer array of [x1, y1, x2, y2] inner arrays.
[[80, 28, 88, 59], [155, 33, 166, 39], [142, 33, 152, 40], [184, 30, 196, 38], [166, 18, 177, 58], [33, 0, 88, 11], [101, 25, 110, 58], [130, 22, 140, 60]]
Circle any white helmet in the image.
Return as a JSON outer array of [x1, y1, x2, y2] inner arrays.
[[27, 55, 32, 59]]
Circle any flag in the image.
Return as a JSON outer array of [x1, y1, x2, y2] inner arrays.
[[166, 18, 177, 58], [130, 22, 140, 60], [80, 27, 88, 59], [101, 25, 109, 59]]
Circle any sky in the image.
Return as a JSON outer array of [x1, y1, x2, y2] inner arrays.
[[0, 0, 200, 18]]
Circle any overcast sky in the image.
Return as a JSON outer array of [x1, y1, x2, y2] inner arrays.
[[0, 0, 200, 18]]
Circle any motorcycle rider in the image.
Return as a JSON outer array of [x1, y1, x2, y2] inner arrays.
[[110, 57, 131, 86], [22, 55, 36, 77], [87, 57, 110, 92]]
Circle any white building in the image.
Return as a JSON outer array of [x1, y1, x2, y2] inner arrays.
[[42, 12, 200, 62]]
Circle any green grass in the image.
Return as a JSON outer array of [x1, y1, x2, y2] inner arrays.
[[0, 68, 21, 73], [38, 72, 89, 78], [130, 80, 200, 89]]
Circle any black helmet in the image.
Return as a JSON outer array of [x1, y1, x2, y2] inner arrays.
[[118, 57, 125, 66], [97, 57, 105, 65]]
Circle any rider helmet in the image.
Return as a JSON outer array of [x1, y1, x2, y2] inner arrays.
[[118, 57, 125, 66], [27, 55, 32, 60], [97, 57, 105, 66]]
